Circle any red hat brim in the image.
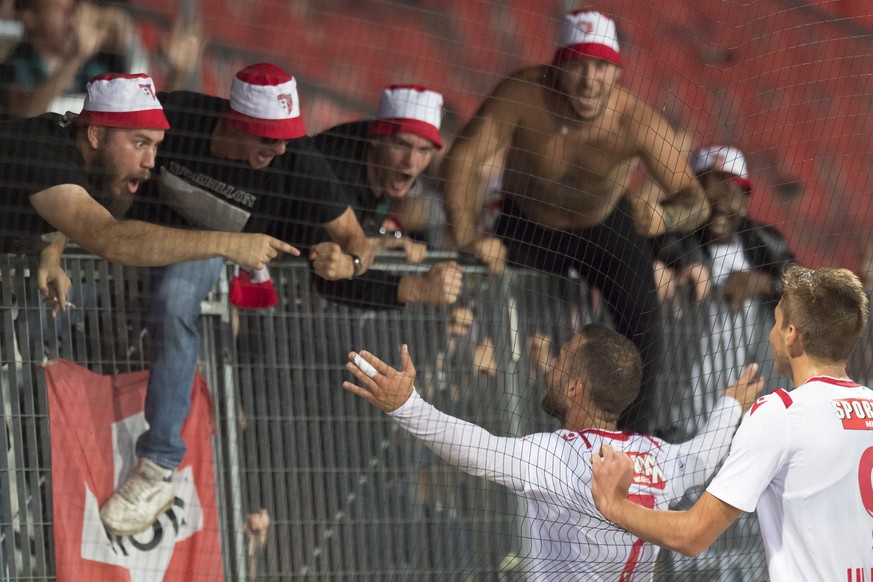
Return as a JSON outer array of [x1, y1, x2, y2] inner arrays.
[[553, 43, 621, 66], [76, 108, 170, 130], [223, 106, 305, 140], [730, 176, 753, 195], [369, 118, 443, 149]]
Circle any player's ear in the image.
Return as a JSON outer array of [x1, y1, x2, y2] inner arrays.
[[785, 324, 802, 354], [568, 377, 585, 399]]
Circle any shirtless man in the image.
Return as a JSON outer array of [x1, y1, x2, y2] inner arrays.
[[442, 10, 709, 432]]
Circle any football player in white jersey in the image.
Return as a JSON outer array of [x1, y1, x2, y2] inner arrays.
[[593, 265, 873, 582], [343, 324, 761, 581]]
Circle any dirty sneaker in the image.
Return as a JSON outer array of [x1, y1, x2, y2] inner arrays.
[[99, 458, 176, 537]]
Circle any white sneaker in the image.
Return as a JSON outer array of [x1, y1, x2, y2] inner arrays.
[[99, 458, 176, 537]]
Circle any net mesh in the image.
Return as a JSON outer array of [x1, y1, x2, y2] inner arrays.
[[1, 0, 872, 580]]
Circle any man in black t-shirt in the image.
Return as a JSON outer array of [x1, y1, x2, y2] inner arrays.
[[98, 63, 372, 537], [312, 85, 462, 309], [1, 72, 293, 304]]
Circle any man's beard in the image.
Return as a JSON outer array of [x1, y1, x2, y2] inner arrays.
[[89, 184, 134, 218], [541, 390, 567, 424], [86, 149, 146, 218]]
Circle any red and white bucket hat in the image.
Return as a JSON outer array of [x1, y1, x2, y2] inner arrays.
[[225, 63, 305, 140], [369, 85, 443, 149], [76, 73, 169, 130], [693, 145, 753, 194], [553, 10, 621, 66]]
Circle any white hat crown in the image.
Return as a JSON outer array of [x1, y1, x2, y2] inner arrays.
[[378, 86, 443, 129], [230, 68, 300, 121], [693, 146, 749, 179], [83, 73, 162, 114], [559, 10, 620, 55]]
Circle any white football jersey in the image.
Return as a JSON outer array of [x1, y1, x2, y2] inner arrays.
[[708, 377, 873, 582], [390, 390, 742, 581]]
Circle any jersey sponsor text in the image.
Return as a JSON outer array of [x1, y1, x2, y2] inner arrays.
[[832, 398, 873, 430], [627, 452, 667, 489]]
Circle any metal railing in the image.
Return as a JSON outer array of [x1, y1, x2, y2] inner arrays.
[[2, 252, 872, 580]]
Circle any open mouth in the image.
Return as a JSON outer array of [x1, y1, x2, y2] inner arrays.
[[389, 172, 413, 194], [255, 151, 277, 166], [126, 171, 150, 194]]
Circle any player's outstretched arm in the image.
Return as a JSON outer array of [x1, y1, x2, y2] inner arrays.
[[344, 345, 527, 490], [722, 363, 764, 413], [664, 364, 763, 499]]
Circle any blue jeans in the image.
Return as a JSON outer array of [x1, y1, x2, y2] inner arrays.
[[136, 258, 225, 469]]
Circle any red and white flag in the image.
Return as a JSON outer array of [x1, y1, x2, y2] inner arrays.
[[46, 359, 224, 581]]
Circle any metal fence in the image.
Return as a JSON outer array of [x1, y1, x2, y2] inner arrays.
[[2, 253, 873, 580]]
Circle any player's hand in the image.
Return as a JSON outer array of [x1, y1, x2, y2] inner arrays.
[[401, 261, 463, 305], [309, 242, 355, 280], [224, 234, 299, 271], [723, 363, 764, 413], [723, 270, 774, 310], [591, 444, 635, 525], [344, 344, 416, 413], [464, 236, 507, 276], [37, 259, 71, 318]]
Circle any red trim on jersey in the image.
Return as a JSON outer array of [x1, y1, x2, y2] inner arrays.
[[580, 428, 662, 449], [750, 389, 793, 416], [582, 428, 628, 441], [619, 538, 644, 582], [639, 435, 662, 449], [805, 376, 862, 388], [620, 495, 654, 582], [774, 388, 793, 408], [749, 396, 767, 416]]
